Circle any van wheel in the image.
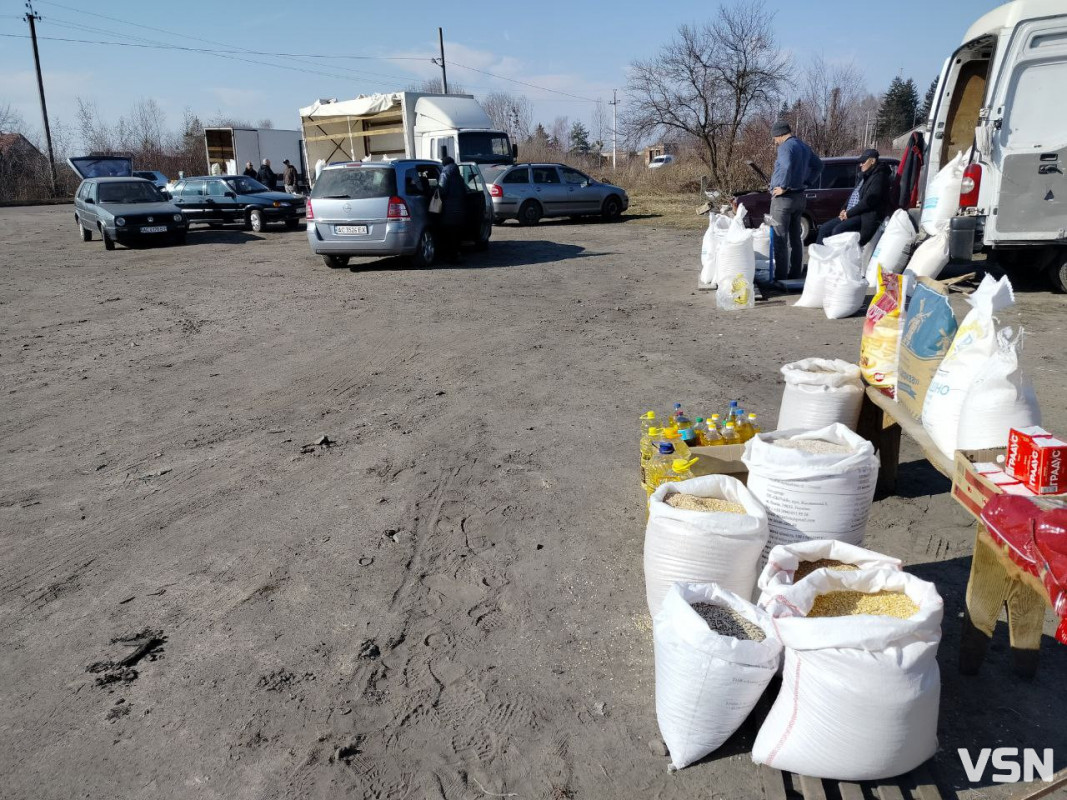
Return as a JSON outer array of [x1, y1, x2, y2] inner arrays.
[[601, 196, 622, 221], [517, 200, 542, 226], [1048, 255, 1067, 293], [77, 217, 91, 241], [101, 226, 115, 250], [410, 229, 436, 268], [322, 254, 350, 269], [248, 209, 265, 232]]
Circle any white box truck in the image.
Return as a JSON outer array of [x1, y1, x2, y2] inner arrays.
[[926, 0, 1067, 290], [299, 92, 515, 182], [204, 127, 304, 181]]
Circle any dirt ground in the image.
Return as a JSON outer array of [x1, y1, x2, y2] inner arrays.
[[1, 205, 1065, 800]]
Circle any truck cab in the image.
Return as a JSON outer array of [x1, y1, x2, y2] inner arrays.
[[927, 0, 1067, 291]]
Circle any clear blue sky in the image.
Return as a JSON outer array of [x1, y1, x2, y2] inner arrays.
[[0, 0, 1004, 147]]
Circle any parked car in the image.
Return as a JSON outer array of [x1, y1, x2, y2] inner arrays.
[[168, 175, 306, 232], [306, 159, 493, 268], [482, 163, 628, 225], [732, 156, 900, 242], [649, 154, 675, 169], [133, 170, 169, 191], [72, 176, 187, 250]]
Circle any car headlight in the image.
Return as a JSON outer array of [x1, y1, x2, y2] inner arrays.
[[173, 214, 182, 222], [115, 217, 126, 226]]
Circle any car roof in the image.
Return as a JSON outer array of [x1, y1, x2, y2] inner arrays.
[[320, 159, 436, 170], [84, 176, 153, 183]]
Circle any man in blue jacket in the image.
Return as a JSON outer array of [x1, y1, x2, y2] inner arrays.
[[768, 121, 822, 281]]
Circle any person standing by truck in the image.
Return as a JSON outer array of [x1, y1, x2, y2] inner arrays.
[[243, 161, 257, 178], [768, 121, 822, 281], [257, 158, 277, 190], [282, 159, 298, 194], [436, 156, 466, 262]]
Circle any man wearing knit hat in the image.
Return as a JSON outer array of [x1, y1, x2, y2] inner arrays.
[[768, 121, 822, 282]]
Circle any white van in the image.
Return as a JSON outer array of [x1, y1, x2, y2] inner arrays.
[[926, 0, 1067, 290]]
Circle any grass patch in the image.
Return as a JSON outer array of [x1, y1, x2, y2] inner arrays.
[[626, 193, 708, 231]]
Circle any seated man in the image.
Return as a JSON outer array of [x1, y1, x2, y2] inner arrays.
[[816, 149, 892, 246]]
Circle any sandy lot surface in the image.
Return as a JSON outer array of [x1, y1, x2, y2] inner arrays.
[[1, 205, 1065, 800]]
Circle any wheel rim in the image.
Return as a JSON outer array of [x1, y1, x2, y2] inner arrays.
[[606, 199, 620, 217], [522, 204, 538, 223], [251, 212, 262, 231], [421, 233, 434, 263]]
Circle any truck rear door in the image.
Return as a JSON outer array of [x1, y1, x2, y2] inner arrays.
[[988, 17, 1067, 239]]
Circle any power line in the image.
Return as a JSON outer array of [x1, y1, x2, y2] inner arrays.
[[447, 60, 599, 104]]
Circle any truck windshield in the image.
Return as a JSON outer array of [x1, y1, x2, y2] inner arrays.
[[457, 132, 513, 165], [310, 168, 398, 199]]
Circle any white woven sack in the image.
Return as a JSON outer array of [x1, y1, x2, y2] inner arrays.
[[865, 209, 917, 288], [776, 358, 863, 431], [753, 569, 943, 781], [921, 150, 966, 235], [753, 224, 772, 283], [956, 326, 1041, 450], [756, 539, 903, 607], [793, 244, 833, 308], [742, 425, 879, 564], [654, 583, 781, 770], [644, 475, 769, 616], [822, 266, 868, 320], [699, 213, 730, 286], [904, 226, 951, 281], [860, 220, 885, 273], [922, 274, 1015, 458], [715, 219, 756, 311], [824, 231, 862, 278]]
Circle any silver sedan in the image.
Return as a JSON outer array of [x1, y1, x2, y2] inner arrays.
[[484, 163, 628, 225]]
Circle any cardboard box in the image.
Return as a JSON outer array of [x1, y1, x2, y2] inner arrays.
[[1008, 426, 1066, 495], [688, 443, 747, 482]]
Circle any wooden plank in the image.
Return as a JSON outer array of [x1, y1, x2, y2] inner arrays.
[[838, 782, 866, 800], [1011, 767, 1067, 799], [911, 764, 943, 800], [877, 784, 907, 800], [798, 774, 828, 800], [304, 126, 405, 143], [758, 765, 788, 800], [863, 386, 954, 478]]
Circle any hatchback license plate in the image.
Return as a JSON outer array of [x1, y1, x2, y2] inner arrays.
[[140, 225, 167, 233], [335, 225, 368, 235]]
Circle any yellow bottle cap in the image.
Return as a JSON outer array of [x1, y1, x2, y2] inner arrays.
[[748, 413, 757, 420], [647, 427, 661, 435], [641, 411, 656, 420], [672, 458, 699, 473], [725, 422, 736, 429], [663, 427, 679, 439]]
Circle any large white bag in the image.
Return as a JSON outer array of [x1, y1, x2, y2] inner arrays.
[[752, 569, 943, 781], [865, 209, 917, 289], [716, 217, 756, 311], [956, 326, 1041, 450], [904, 226, 951, 281], [644, 475, 769, 616], [922, 274, 1015, 458], [796, 232, 862, 309], [699, 213, 731, 286], [756, 539, 903, 607], [654, 583, 781, 770], [742, 425, 879, 563], [752, 224, 772, 283], [860, 220, 885, 273], [921, 150, 966, 235], [822, 265, 869, 319], [824, 231, 862, 276], [776, 358, 864, 431]]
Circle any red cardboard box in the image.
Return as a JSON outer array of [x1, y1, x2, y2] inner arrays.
[[1007, 426, 1066, 495]]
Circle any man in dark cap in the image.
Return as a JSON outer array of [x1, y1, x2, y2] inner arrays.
[[816, 148, 893, 246], [768, 121, 822, 281], [282, 159, 298, 194]]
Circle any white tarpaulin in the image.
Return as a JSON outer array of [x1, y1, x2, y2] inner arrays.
[[299, 94, 402, 120]]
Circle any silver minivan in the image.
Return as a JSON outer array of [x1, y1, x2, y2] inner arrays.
[[306, 159, 492, 268], [483, 163, 628, 225]]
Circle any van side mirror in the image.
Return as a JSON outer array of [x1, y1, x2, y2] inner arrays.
[[225, 191, 236, 198]]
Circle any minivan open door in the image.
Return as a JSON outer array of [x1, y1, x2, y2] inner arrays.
[[67, 155, 133, 180]]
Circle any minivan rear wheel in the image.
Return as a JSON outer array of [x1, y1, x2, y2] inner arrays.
[[473, 218, 491, 251], [322, 254, 350, 269], [410, 229, 436, 268]]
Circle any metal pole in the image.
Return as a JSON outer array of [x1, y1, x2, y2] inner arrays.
[[25, 2, 56, 195], [438, 28, 448, 94], [610, 89, 617, 170]]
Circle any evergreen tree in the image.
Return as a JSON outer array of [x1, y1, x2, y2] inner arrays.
[[919, 77, 939, 120], [875, 77, 920, 140], [569, 121, 591, 154], [530, 123, 549, 145]]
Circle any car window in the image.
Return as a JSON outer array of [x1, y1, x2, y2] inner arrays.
[[533, 166, 560, 185], [207, 180, 227, 197], [225, 176, 268, 194], [76, 183, 87, 200], [481, 164, 509, 184], [97, 181, 164, 203], [460, 164, 485, 192], [416, 164, 440, 190], [501, 167, 529, 184], [310, 167, 398, 199], [404, 169, 427, 195], [560, 167, 588, 185], [183, 180, 207, 197], [819, 163, 857, 190]]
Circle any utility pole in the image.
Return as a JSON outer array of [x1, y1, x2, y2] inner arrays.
[[437, 28, 448, 94], [24, 1, 57, 195], [609, 89, 618, 170]]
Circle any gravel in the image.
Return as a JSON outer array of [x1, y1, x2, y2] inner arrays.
[[690, 603, 766, 641]]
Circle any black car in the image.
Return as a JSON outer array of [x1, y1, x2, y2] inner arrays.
[[168, 175, 305, 232], [72, 177, 187, 250]]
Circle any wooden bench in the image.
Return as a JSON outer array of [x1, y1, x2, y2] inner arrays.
[[855, 385, 953, 496]]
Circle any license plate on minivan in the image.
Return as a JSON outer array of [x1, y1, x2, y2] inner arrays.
[[335, 225, 368, 235]]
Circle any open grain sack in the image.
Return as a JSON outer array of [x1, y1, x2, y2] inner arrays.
[[644, 475, 768, 616], [859, 269, 907, 396], [864, 209, 917, 289], [896, 277, 959, 420], [699, 212, 731, 287], [654, 583, 781, 770], [922, 274, 1015, 458], [756, 539, 903, 607], [742, 425, 879, 564], [794, 231, 860, 309], [715, 214, 756, 311], [776, 358, 864, 431], [753, 569, 942, 781]]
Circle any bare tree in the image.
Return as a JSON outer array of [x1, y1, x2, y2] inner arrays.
[[795, 56, 867, 156], [481, 91, 532, 142], [125, 98, 167, 154], [625, 3, 790, 189], [255, 118, 274, 129], [0, 102, 25, 134], [75, 97, 115, 154], [410, 77, 467, 95], [549, 116, 569, 150], [591, 100, 608, 154]]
